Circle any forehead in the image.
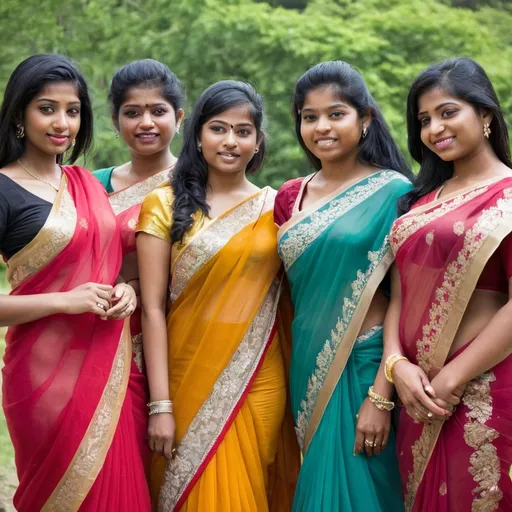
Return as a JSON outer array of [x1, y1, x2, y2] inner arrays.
[[33, 81, 79, 102], [417, 86, 465, 112], [302, 85, 353, 110], [207, 104, 255, 125], [122, 85, 171, 107]]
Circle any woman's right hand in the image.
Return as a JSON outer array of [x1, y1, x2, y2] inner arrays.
[[392, 360, 451, 422], [60, 283, 113, 318], [148, 413, 175, 460]]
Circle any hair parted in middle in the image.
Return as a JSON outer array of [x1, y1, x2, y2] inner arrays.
[[292, 60, 412, 180], [171, 80, 266, 243]]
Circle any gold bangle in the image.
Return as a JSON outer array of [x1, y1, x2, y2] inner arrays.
[[368, 386, 395, 411], [384, 354, 408, 383]]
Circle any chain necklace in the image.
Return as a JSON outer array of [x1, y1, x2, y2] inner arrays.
[[17, 159, 62, 192]]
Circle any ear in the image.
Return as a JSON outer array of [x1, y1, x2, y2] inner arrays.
[[175, 108, 185, 126], [111, 113, 119, 131], [481, 108, 493, 124], [361, 107, 373, 130]]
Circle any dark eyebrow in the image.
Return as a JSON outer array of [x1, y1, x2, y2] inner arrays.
[[123, 103, 168, 108], [36, 98, 81, 106], [207, 120, 254, 127], [418, 102, 460, 117], [302, 103, 349, 113]]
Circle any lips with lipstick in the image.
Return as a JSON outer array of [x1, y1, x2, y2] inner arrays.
[[315, 137, 337, 147], [433, 136, 455, 150], [48, 133, 69, 146], [136, 132, 159, 143], [217, 151, 240, 162]]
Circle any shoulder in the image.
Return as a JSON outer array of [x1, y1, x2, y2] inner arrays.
[[276, 177, 305, 198], [274, 177, 305, 226], [92, 167, 115, 180], [142, 185, 174, 210], [379, 170, 413, 195]]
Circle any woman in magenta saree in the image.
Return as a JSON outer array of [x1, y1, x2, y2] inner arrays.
[[387, 58, 512, 511], [0, 55, 150, 511]]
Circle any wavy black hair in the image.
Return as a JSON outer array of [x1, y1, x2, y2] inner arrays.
[[0, 53, 93, 167], [171, 80, 266, 243], [293, 60, 412, 179], [398, 57, 511, 214], [108, 59, 185, 119]]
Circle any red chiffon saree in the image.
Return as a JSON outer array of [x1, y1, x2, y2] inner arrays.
[[391, 178, 512, 511], [2, 166, 151, 511]]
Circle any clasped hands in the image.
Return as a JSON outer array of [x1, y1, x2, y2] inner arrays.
[[392, 360, 465, 423]]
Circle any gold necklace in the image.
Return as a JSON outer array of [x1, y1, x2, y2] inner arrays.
[[17, 159, 61, 192]]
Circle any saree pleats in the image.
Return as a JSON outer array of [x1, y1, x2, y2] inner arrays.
[[278, 171, 411, 511], [139, 188, 299, 511]]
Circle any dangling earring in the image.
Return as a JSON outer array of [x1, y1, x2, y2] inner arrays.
[[176, 125, 181, 135], [115, 129, 120, 138], [362, 126, 368, 139], [197, 142, 202, 152], [71, 139, 76, 148], [16, 124, 25, 139], [483, 123, 491, 139]]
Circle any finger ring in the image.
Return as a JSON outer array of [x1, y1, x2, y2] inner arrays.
[[365, 439, 374, 447], [427, 412, 433, 418], [96, 303, 106, 311], [356, 414, 359, 420], [171, 448, 177, 455]]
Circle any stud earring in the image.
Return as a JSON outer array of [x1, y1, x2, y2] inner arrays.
[[71, 139, 76, 148], [15, 124, 25, 139], [115, 129, 120, 138], [483, 123, 491, 139], [362, 127, 368, 139], [197, 142, 202, 152], [254, 148, 259, 154]]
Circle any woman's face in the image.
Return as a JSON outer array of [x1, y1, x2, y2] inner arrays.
[[199, 104, 260, 176], [299, 85, 367, 166], [23, 81, 81, 157], [116, 85, 184, 157], [417, 86, 491, 162]]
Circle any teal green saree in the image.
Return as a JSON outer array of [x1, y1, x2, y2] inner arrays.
[[277, 170, 411, 511]]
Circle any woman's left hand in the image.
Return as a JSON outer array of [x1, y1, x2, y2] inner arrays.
[[353, 398, 391, 457], [429, 368, 465, 408], [106, 283, 137, 320]]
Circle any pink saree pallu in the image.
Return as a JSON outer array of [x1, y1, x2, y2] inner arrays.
[[391, 177, 512, 512], [2, 166, 151, 511]]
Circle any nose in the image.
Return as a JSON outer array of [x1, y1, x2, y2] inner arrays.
[[223, 128, 237, 147], [140, 111, 155, 129], [315, 115, 331, 133], [52, 110, 69, 132], [429, 118, 445, 135]]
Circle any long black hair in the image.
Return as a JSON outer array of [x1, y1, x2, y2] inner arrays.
[[108, 59, 185, 119], [171, 80, 266, 243], [0, 53, 93, 167], [398, 57, 511, 214], [293, 60, 411, 178]]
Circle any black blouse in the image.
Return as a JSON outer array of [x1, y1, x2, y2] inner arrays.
[[0, 174, 52, 260]]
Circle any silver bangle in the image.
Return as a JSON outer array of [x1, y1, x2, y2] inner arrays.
[[147, 400, 173, 416]]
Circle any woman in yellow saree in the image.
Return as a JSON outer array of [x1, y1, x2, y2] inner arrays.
[[136, 80, 299, 511]]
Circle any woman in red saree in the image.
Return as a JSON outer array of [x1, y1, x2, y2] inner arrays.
[[94, 60, 185, 469], [0, 54, 150, 511], [386, 57, 512, 511]]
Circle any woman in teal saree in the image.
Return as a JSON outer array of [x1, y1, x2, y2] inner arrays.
[[275, 61, 412, 511]]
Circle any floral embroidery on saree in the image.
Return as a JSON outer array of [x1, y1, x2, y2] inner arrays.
[[171, 188, 276, 302], [109, 168, 169, 215], [158, 280, 280, 511], [279, 171, 407, 271], [294, 241, 389, 450], [463, 372, 503, 512], [8, 180, 77, 289]]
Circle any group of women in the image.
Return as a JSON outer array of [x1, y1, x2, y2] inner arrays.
[[0, 51, 510, 512]]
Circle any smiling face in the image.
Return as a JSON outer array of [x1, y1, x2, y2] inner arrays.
[[299, 85, 368, 167], [23, 81, 81, 157], [116, 85, 184, 157], [417, 86, 491, 162], [199, 104, 260, 176]]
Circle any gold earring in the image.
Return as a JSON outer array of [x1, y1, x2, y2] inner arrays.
[[362, 127, 368, 139], [483, 123, 491, 139], [16, 124, 25, 139], [71, 139, 76, 147]]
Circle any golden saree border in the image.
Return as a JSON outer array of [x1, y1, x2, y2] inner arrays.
[[171, 187, 276, 301], [7, 175, 77, 289], [41, 320, 131, 512], [301, 243, 395, 453], [158, 280, 281, 511], [109, 168, 170, 215], [404, 191, 512, 511], [278, 171, 409, 271]]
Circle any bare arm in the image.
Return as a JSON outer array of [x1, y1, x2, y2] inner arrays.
[[441, 278, 512, 388], [0, 283, 113, 327], [137, 231, 175, 459]]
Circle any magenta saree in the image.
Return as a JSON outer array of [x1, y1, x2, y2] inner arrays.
[[2, 166, 151, 511], [391, 178, 512, 511]]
